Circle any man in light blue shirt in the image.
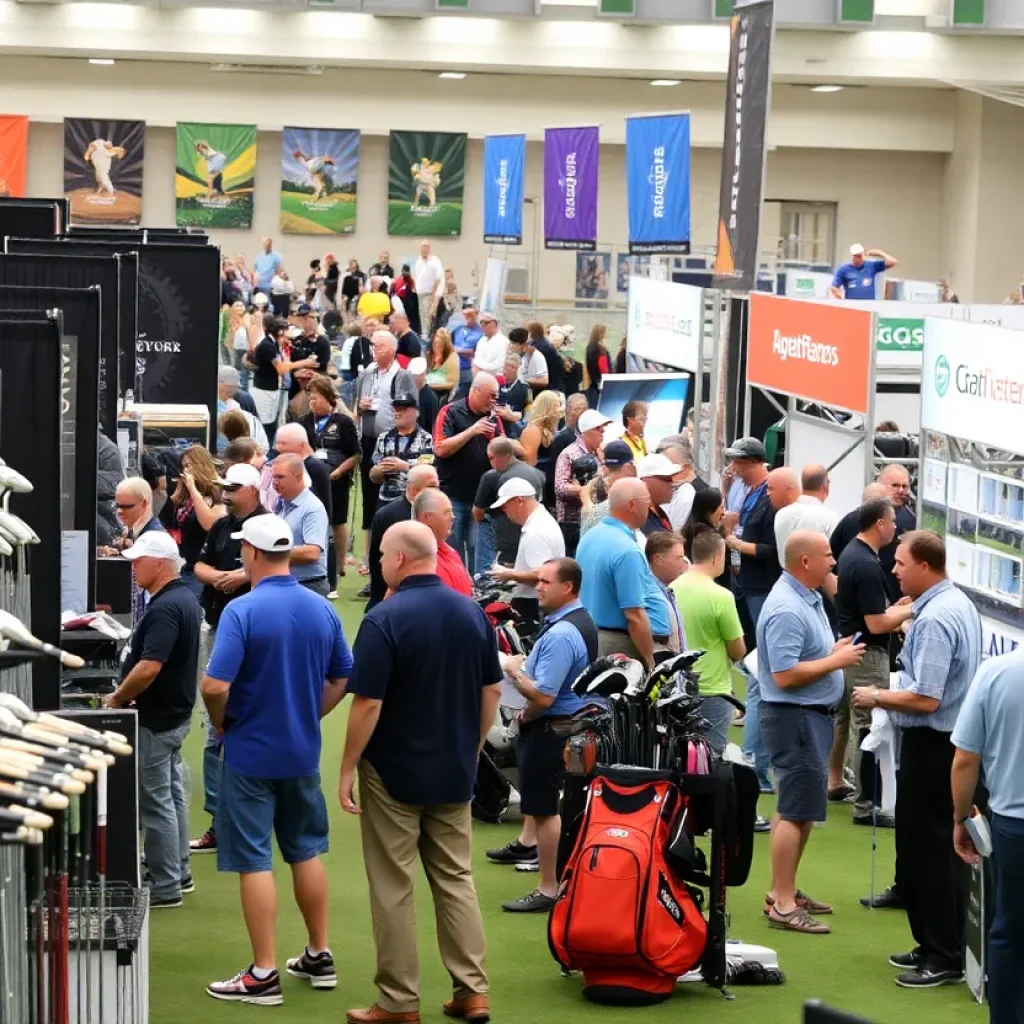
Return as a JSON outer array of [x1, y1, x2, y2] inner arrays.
[[576, 479, 668, 668], [953, 648, 1024, 1024], [253, 237, 283, 294], [499, 558, 597, 914], [270, 454, 329, 595], [829, 243, 897, 300], [757, 531, 865, 936], [851, 530, 981, 989], [451, 307, 484, 393]]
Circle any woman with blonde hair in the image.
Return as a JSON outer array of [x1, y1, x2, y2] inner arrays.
[[519, 389, 563, 509], [426, 328, 460, 401], [158, 445, 227, 599]]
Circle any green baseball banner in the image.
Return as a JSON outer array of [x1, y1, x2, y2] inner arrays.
[[388, 130, 466, 236], [175, 122, 256, 229], [281, 127, 359, 235]]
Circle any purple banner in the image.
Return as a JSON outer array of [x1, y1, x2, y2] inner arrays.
[[544, 125, 598, 251]]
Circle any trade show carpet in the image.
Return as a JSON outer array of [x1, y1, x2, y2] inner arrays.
[[150, 569, 986, 1024]]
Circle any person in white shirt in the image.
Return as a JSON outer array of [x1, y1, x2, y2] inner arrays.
[[773, 464, 841, 567], [413, 240, 445, 337], [473, 312, 510, 377], [659, 442, 699, 531], [84, 138, 124, 195], [488, 477, 565, 622]]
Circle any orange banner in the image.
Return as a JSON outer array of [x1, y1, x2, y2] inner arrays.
[[747, 293, 874, 415], [0, 115, 29, 198]]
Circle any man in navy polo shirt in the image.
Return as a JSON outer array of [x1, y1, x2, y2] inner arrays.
[[830, 243, 898, 300], [202, 514, 352, 1007], [340, 521, 501, 1024]]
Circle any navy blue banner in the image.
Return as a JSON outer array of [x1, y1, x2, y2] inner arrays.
[[483, 134, 525, 245], [625, 113, 691, 255]]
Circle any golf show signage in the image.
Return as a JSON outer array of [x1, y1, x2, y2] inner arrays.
[[923, 317, 1024, 450], [747, 293, 873, 415], [626, 276, 703, 372]]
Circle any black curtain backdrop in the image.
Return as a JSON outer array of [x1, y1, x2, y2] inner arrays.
[[0, 250, 129, 439], [0, 197, 68, 237], [0, 316, 63, 709]]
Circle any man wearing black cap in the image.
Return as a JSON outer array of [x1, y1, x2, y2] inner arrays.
[[287, 304, 331, 399], [580, 439, 636, 537], [369, 389, 435, 510]]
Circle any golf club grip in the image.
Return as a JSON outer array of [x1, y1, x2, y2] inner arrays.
[[37, 714, 128, 747]]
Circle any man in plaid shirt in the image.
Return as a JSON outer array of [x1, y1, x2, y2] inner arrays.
[[553, 409, 612, 556]]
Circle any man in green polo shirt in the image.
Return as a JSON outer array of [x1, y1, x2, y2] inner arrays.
[[672, 528, 746, 752]]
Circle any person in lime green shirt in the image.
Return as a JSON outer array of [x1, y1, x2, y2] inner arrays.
[[672, 527, 746, 752]]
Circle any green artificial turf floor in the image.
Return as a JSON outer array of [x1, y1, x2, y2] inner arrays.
[[148, 566, 988, 1024]]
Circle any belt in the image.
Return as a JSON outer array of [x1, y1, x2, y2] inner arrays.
[[598, 626, 670, 644], [763, 702, 834, 717], [522, 715, 573, 735], [298, 576, 328, 584]]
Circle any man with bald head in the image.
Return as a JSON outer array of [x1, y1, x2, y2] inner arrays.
[[829, 481, 889, 566], [272, 453, 331, 596], [413, 487, 472, 596], [341, 519, 500, 1024], [274, 422, 333, 525], [756, 530, 866, 935], [576, 478, 673, 668], [774, 464, 840, 566]]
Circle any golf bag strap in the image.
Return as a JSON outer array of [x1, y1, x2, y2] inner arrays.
[[554, 608, 599, 662]]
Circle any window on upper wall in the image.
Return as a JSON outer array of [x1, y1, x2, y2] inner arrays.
[[770, 201, 837, 266]]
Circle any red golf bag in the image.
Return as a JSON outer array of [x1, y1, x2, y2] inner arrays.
[[548, 770, 707, 1004]]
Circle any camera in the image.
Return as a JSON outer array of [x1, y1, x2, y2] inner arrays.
[[571, 453, 599, 486]]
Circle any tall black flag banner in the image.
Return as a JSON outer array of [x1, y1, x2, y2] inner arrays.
[[713, 0, 775, 292]]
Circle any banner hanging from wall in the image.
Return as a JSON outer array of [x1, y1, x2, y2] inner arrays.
[[0, 115, 29, 198], [175, 122, 256, 229], [544, 125, 598, 251], [280, 127, 359, 235], [387, 131, 466, 236], [625, 112, 691, 255], [482, 134, 525, 245], [713, 0, 774, 292], [64, 118, 145, 226]]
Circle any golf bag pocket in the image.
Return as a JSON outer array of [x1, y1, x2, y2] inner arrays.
[[549, 773, 707, 1004]]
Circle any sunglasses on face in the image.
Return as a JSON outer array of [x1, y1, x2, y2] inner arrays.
[[116, 501, 138, 511]]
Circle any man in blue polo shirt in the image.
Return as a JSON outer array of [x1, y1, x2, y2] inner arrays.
[[253, 237, 283, 295], [451, 306, 483, 395], [272, 453, 331, 596], [576, 478, 671, 669], [496, 557, 598, 914], [340, 520, 501, 1024], [758, 530, 865, 937], [830, 243, 898, 300], [202, 514, 352, 1007]]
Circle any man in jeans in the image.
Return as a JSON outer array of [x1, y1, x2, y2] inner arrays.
[[102, 531, 201, 909]]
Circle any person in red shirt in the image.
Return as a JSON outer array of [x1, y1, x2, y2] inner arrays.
[[411, 487, 473, 596]]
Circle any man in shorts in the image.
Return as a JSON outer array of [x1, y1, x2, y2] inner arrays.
[[756, 531, 865, 935], [201, 514, 352, 1006]]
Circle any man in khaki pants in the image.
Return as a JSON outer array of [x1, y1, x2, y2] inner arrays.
[[340, 520, 502, 1024]]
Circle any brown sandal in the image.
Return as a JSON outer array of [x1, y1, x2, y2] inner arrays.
[[767, 905, 831, 934], [763, 890, 833, 916]]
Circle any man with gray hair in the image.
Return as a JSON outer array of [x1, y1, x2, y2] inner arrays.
[[413, 487, 472, 596], [657, 436, 707, 530], [774, 464, 840, 564], [116, 476, 166, 546]]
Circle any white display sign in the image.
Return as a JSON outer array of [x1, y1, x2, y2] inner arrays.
[[626, 277, 703, 372], [479, 258, 507, 316], [962, 304, 1024, 331], [900, 279, 942, 303], [782, 271, 833, 300], [921, 317, 1024, 450]]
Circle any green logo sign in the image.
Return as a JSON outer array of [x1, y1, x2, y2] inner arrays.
[[876, 318, 924, 352], [934, 354, 951, 397]]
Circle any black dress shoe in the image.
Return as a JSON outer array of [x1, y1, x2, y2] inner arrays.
[[860, 886, 905, 910], [888, 949, 924, 969], [853, 811, 895, 828]]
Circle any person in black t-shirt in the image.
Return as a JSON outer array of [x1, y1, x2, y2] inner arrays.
[[390, 310, 423, 364], [496, 352, 529, 439], [527, 321, 565, 394], [834, 497, 914, 822], [103, 530, 201, 908], [550, 394, 589, 466], [830, 482, 889, 566], [473, 438, 546, 567], [250, 317, 318, 448]]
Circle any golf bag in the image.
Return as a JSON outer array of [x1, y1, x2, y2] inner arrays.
[[549, 769, 707, 1005], [472, 748, 511, 824]]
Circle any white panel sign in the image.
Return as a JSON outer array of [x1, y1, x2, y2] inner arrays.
[[782, 271, 833, 299], [921, 317, 1024, 449], [626, 276, 703, 372], [900, 279, 942, 303], [962, 304, 1024, 331], [786, 415, 867, 517]]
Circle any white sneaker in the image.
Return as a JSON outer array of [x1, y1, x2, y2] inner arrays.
[[327, 590, 339, 600]]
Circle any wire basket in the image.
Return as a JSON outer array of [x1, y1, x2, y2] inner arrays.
[[67, 882, 149, 951]]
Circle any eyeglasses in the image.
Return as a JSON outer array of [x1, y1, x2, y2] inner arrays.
[[116, 501, 138, 511]]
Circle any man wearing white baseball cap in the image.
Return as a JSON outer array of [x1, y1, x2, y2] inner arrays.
[[489, 477, 565, 623], [107, 530, 202, 909], [636, 452, 681, 536], [830, 243, 898, 301], [553, 409, 612, 556], [203, 512, 353, 1006]]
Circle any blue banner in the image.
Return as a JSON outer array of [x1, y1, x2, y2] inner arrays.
[[483, 133, 525, 245], [625, 113, 691, 255]]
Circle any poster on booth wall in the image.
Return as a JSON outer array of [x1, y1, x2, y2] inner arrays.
[[280, 127, 359, 235], [387, 131, 466, 236], [0, 115, 29, 198], [626, 276, 703, 373], [175, 122, 257, 229], [544, 125, 599, 251], [575, 252, 610, 305], [625, 112, 690, 255], [482, 134, 525, 245], [598, 373, 691, 451], [64, 118, 145, 225]]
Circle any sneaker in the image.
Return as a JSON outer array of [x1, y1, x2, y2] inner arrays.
[[853, 812, 895, 828], [327, 591, 339, 600], [286, 948, 337, 990], [150, 895, 183, 910], [895, 965, 964, 989], [827, 785, 855, 802], [180, 876, 195, 894], [861, 886, 906, 910], [486, 840, 538, 865], [355, 582, 370, 599], [889, 950, 925, 970], [515, 861, 540, 873], [207, 965, 284, 1006], [754, 816, 772, 833], [502, 889, 557, 913], [190, 830, 217, 854]]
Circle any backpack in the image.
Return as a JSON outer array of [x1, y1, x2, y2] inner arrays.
[[549, 770, 707, 1005]]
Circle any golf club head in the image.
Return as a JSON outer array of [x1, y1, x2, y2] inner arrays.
[[0, 511, 33, 545], [0, 467, 33, 495], [0, 535, 11, 557], [0, 523, 19, 547], [0, 694, 32, 722], [573, 655, 645, 699]]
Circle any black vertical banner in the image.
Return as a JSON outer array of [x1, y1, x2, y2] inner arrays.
[[713, 0, 775, 293]]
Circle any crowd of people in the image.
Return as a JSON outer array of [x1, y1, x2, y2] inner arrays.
[[96, 235, 1024, 1023]]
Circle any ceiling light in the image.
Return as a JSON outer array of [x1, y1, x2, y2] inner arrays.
[[810, 84, 844, 93], [651, 79, 682, 87], [89, 58, 115, 66], [439, 72, 466, 80]]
